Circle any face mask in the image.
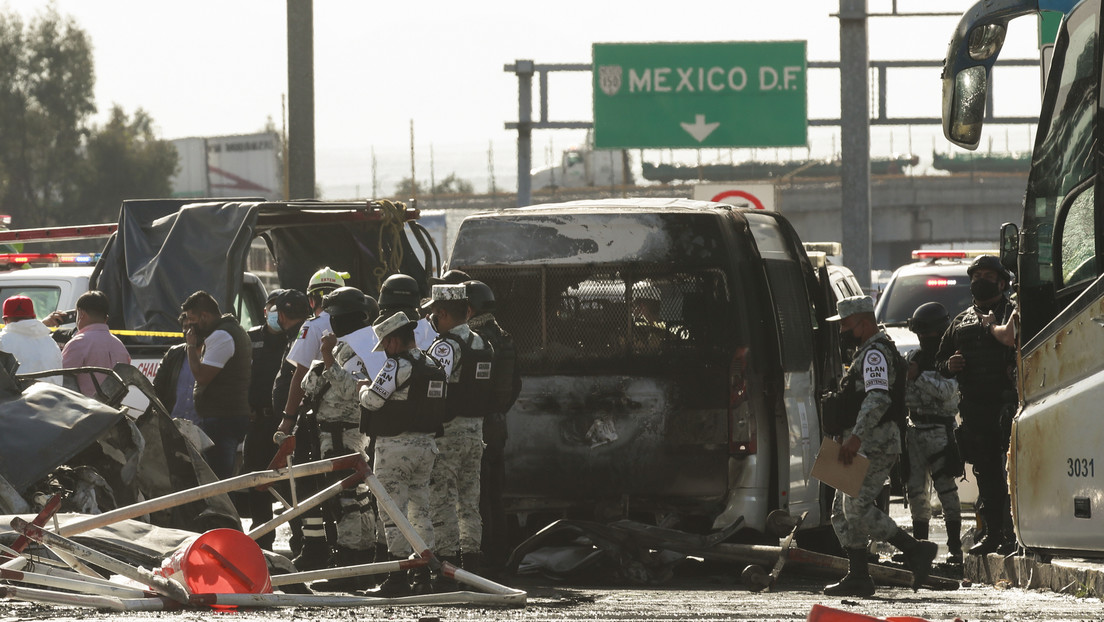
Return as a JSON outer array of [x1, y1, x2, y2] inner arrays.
[[266, 310, 281, 332], [839, 325, 862, 351], [428, 313, 440, 333], [970, 278, 1001, 301], [330, 313, 364, 338], [919, 336, 942, 354]]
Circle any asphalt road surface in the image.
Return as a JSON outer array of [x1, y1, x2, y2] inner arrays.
[[1, 560, 1101, 622]]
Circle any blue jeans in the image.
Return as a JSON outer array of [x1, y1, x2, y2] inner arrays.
[[199, 416, 250, 480]]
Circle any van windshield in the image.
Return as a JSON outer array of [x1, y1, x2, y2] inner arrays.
[[450, 212, 727, 266]]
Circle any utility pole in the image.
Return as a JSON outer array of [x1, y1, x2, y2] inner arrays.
[[286, 0, 316, 199], [839, 0, 872, 290], [514, 60, 534, 208]]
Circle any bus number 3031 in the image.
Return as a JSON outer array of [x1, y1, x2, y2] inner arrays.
[[1067, 458, 1095, 478]]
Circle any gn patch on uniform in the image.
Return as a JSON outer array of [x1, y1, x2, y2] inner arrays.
[[863, 349, 889, 392], [475, 361, 492, 380], [371, 358, 399, 399], [428, 380, 445, 398]]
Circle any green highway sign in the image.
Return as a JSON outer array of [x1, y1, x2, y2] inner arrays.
[[592, 41, 807, 149]]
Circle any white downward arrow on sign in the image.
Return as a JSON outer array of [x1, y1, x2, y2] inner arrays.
[[681, 114, 720, 142]]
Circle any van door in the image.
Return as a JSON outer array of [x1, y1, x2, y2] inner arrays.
[[744, 212, 824, 525]]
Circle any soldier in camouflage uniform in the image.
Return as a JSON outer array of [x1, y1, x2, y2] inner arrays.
[[822, 296, 937, 597], [296, 287, 380, 589], [424, 283, 495, 583], [359, 310, 446, 596], [904, 302, 963, 564]]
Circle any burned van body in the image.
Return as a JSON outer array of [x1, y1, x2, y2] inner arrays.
[[447, 198, 839, 536]]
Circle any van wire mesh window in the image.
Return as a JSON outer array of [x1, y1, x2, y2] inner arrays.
[[463, 265, 731, 375]]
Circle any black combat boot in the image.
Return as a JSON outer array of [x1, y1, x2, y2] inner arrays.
[[376, 553, 411, 597], [912, 519, 929, 542], [410, 565, 434, 595], [292, 538, 332, 572], [461, 551, 484, 576], [433, 554, 461, 592], [945, 519, 963, 564], [968, 508, 1002, 556], [889, 528, 937, 589], [823, 548, 875, 597], [311, 546, 375, 592]]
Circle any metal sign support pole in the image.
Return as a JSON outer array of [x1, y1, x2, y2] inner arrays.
[[839, 0, 872, 290]]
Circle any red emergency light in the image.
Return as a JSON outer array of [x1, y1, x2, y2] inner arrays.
[[913, 250, 967, 259], [926, 278, 959, 287], [0, 253, 101, 265], [912, 249, 996, 260]]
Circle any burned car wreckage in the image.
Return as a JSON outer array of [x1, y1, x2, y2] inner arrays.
[[448, 198, 846, 544]]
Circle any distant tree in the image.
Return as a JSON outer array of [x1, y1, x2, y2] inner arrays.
[[0, 7, 95, 227], [432, 173, 474, 195], [75, 105, 178, 222], [393, 177, 425, 198]]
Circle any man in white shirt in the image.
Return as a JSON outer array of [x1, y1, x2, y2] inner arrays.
[[0, 295, 62, 385]]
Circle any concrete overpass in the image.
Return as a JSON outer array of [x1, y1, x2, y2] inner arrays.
[[414, 172, 1027, 271]]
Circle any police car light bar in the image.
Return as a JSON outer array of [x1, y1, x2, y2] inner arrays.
[[911, 249, 998, 260], [803, 242, 843, 256], [926, 278, 959, 287], [0, 253, 101, 265]]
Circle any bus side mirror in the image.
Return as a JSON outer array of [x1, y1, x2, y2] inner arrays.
[[941, 0, 1040, 148], [1000, 221, 1019, 276]]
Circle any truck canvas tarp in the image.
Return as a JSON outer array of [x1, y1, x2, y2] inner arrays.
[[90, 198, 435, 337]]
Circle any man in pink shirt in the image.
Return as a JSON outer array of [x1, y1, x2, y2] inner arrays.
[[61, 291, 131, 397]]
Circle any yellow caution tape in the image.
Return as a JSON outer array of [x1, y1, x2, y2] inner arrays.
[[2, 324, 184, 338], [110, 329, 184, 338]]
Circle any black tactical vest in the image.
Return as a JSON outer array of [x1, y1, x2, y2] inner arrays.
[[945, 300, 1016, 402], [477, 318, 521, 414], [194, 314, 252, 419], [362, 351, 447, 437], [836, 334, 906, 431], [437, 329, 495, 422]]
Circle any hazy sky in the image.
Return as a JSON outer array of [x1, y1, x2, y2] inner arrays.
[[4, 1, 1045, 198]]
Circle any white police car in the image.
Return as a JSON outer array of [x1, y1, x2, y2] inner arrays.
[[874, 250, 992, 356]]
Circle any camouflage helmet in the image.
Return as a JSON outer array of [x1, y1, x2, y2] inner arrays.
[[966, 255, 1012, 282], [907, 302, 950, 335], [465, 280, 495, 316]]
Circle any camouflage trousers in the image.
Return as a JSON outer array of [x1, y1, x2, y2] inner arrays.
[[319, 426, 376, 550], [831, 449, 901, 549], [906, 424, 962, 522], [374, 432, 438, 557], [430, 417, 485, 556]]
